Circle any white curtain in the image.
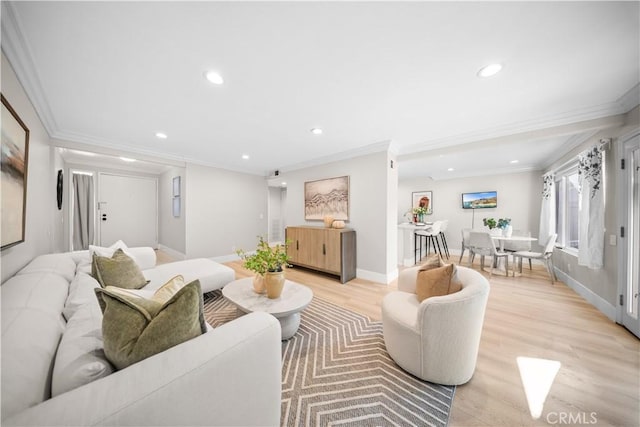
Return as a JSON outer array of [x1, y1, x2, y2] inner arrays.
[[539, 173, 556, 246], [578, 146, 604, 269], [73, 174, 94, 250]]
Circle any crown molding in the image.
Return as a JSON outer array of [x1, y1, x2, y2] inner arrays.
[[409, 165, 542, 182], [397, 113, 625, 164], [617, 83, 640, 114], [1, 2, 58, 136], [539, 129, 599, 171], [277, 139, 393, 174], [400, 98, 633, 156], [52, 130, 271, 176]]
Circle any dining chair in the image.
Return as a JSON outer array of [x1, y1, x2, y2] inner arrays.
[[414, 221, 443, 264], [467, 231, 509, 277], [503, 230, 533, 270], [459, 228, 473, 264], [438, 220, 450, 259], [512, 233, 558, 284]]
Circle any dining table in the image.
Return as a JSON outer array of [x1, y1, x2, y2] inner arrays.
[[487, 234, 538, 274], [491, 234, 538, 251]]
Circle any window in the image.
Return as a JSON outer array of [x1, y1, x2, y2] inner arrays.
[[554, 151, 606, 253], [555, 165, 580, 251]]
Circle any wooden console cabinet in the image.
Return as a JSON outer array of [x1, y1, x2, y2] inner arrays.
[[285, 226, 356, 283]]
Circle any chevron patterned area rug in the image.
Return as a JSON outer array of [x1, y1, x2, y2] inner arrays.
[[203, 290, 455, 427]]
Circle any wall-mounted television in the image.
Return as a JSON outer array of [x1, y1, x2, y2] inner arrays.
[[462, 191, 497, 209]]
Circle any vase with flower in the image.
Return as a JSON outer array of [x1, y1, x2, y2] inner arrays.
[[413, 206, 428, 223], [498, 218, 512, 237]]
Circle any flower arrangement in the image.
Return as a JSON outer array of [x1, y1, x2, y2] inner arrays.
[[412, 206, 428, 216], [497, 218, 511, 229], [236, 236, 290, 274]]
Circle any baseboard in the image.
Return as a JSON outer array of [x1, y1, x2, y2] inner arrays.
[[356, 268, 398, 285], [553, 268, 616, 321], [157, 244, 186, 261]]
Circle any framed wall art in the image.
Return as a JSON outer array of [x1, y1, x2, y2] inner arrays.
[[172, 176, 181, 197], [1, 94, 30, 250], [172, 176, 181, 217], [56, 169, 63, 210], [172, 196, 181, 218], [411, 191, 433, 215], [304, 175, 349, 221]]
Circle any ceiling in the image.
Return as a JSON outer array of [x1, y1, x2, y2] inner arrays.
[[2, 1, 639, 180]]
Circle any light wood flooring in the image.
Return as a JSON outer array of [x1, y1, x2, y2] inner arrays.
[[156, 250, 640, 426]]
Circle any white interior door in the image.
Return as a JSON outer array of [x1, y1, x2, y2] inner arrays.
[[98, 173, 158, 248], [619, 133, 640, 338]]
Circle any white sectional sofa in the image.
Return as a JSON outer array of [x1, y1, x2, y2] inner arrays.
[[1, 249, 282, 426]]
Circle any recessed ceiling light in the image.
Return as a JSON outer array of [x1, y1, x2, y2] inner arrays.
[[310, 128, 323, 135], [120, 157, 136, 162], [477, 63, 503, 78], [155, 132, 168, 139], [510, 159, 519, 164], [447, 167, 454, 171], [241, 154, 249, 160], [205, 70, 224, 85], [281, 182, 287, 186]]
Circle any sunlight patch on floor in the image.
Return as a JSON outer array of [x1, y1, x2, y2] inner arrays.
[[516, 356, 561, 419]]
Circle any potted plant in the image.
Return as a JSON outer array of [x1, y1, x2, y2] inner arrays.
[[236, 236, 290, 298], [482, 217, 503, 236], [482, 218, 497, 229]]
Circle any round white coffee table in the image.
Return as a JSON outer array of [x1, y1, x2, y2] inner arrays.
[[222, 277, 313, 340]]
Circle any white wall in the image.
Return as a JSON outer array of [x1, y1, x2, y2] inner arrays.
[[398, 171, 543, 253], [185, 163, 268, 259], [1, 53, 56, 282], [278, 151, 394, 283], [158, 166, 186, 256]]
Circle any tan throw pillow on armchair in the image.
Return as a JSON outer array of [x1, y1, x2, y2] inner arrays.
[[418, 255, 446, 271], [416, 263, 463, 302], [94, 276, 207, 370], [92, 248, 148, 289]]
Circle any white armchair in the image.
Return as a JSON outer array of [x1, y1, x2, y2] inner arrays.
[[382, 265, 490, 385]]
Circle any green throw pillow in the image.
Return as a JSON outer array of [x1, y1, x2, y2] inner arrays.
[[92, 248, 148, 289], [94, 277, 207, 370]]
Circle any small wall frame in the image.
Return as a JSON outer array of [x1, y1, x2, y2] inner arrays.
[[411, 191, 433, 215], [172, 176, 181, 217], [172, 176, 181, 197]]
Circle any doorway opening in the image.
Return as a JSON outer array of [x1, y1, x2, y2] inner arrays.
[[617, 130, 640, 338], [267, 184, 287, 245], [69, 170, 96, 251]]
